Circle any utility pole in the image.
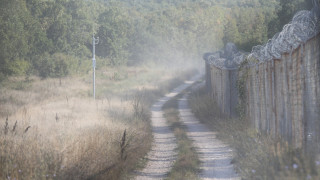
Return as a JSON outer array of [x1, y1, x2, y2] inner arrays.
[[92, 34, 99, 99]]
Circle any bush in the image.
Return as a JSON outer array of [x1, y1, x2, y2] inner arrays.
[[34, 53, 54, 78], [6, 59, 30, 76], [34, 53, 81, 78], [0, 72, 6, 83]]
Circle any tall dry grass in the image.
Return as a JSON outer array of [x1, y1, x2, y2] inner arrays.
[[0, 64, 198, 180]]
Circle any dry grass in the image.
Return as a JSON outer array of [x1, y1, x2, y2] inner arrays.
[[163, 94, 200, 180], [0, 64, 198, 180], [189, 86, 320, 180]]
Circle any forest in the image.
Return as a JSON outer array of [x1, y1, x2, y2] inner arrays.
[[0, 0, 319, 179], [0, 0, 313, 79]]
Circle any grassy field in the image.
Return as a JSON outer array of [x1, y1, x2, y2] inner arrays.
[[189, 86, 320, 180], [0, 64, 198, 180]]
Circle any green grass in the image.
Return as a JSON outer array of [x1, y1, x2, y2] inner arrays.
[[188, 86, 320, 180], [163, 93, 200, 180]]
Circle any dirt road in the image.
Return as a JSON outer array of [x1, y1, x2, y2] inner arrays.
[[133, 74, 202, 180], [178, 93, 240, 180], [134, 75, 239, 179]]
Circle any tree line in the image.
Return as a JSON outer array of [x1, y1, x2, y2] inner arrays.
[[0, 0, 313, 79]]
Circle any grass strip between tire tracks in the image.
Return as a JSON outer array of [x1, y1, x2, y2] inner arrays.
[[162, 92, 201, 180]]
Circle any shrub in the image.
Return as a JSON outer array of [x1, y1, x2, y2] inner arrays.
[[6, 59, 30, 76], [0, 72, 6, 82], [34, 53, 81, 78], [34, 53, 54, 78]]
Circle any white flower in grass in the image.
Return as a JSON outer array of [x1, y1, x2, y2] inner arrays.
[[251, 169, 256, 173], [293, 164, 298, 169]]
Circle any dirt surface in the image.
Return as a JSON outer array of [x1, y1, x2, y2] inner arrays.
[[133, 74, 202, 180], [133, 75, 239, 180], [178, 92, 240, 180]]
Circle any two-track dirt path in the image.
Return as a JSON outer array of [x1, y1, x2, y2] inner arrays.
[[133, 74, 202, 180], [134, 75, 239, 180], [178, 93, 240, 180]]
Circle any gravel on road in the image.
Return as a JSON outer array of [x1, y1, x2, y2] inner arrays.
[[133, 74, 202, 180], [178, 93, 240, 180]]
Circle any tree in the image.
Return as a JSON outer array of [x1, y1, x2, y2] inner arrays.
[[0, 0, 303, 77], [223, 18, 241, 45], [96, 7, 133, 66], [0, 0, 32, 75], [268, 0, 311, 37]]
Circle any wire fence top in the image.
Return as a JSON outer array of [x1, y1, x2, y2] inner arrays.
[[204, 2, 320, 70]]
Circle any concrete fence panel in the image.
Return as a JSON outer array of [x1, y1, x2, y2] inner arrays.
[[205, 33, 320, 150]]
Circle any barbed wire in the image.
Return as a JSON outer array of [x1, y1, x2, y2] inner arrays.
[[204, 1, 320, 70], [204, 43, 247, 70]]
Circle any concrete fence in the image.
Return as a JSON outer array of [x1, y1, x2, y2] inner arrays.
[[205, 64, 238, 117], [204, 33, 320, 150]]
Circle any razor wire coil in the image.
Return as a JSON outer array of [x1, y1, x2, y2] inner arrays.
[[205, 2, 320, 70]]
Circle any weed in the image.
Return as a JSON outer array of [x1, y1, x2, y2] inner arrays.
[[132, 90, 148, 121], [4, 116, 8, 135], [24, 126, 31, 133], [120, 129, 128, 161], [11, 120, 17, 133]]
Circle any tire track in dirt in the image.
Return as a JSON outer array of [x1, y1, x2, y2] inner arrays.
[[178, 92, 240, 180], [133, 74, 202, 180]]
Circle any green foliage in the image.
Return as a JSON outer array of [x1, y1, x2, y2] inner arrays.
[[7, 59, 31, 76], [97, 7, 133, 66], [0, 0, 312, 77], [223, 18, 241, 45], [0, 72, 6, 83], [34, 53, 54, 78], [34, 53, 79, 78], [236, 57, 250, 119], [0, 0, 30, 75], [268, 0, 313, 38]]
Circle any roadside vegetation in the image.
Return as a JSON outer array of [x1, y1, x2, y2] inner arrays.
[[0, 0, 314, 81], [1, 0, 317, 179], [0, 65, 197, 180], [189, 86, 320, 180], [163, 93, 200, 180]]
